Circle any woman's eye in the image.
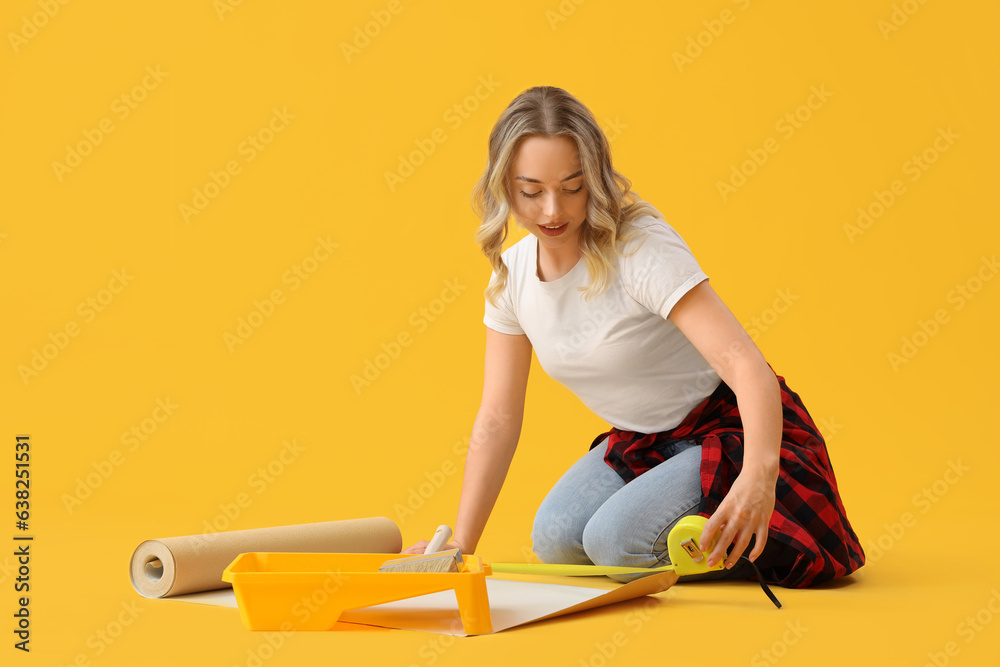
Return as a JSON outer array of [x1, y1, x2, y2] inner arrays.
[[519, 187, 583, 199]]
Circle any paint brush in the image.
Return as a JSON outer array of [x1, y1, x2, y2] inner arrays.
[[424, 525, 452, 554], [378, 547, 463, 573], [378, 525, 462, 573]]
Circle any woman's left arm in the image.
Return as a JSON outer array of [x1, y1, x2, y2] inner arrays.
[[667, 279, 783, 569]]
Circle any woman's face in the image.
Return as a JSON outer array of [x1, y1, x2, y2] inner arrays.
[[507, 135, 588, 252]]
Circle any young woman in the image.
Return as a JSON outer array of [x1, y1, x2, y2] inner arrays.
[[403, 86, 864, 588]]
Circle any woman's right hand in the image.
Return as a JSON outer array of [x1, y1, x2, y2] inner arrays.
[[399, 539, 465, 555]]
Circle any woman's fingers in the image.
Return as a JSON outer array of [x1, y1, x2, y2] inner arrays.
[[700, 516, 729, 567], [400, 539, 430, 554], [715, 509, 770, 568], [699, 515, 721, 556], [749, 522, 769, 562], [725, 528, 752, 569], [707, 514, 740, 567], [703, 502, 763, 568], [400, 539, 468, 555]]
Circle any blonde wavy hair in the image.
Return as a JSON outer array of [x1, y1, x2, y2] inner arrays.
[[471, 86, 664, 307]]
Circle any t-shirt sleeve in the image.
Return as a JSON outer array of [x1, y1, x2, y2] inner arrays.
[[621, 220, 709, 320], [482, 269, 525, 335]]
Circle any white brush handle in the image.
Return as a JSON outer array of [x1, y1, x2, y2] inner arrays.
[[425, 525, 452, 554]]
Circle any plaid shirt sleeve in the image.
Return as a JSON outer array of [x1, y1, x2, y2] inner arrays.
[[588, 364, 865, 588]]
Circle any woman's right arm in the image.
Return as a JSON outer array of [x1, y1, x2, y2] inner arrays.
[[401, 327, 532, 555], [452, 327, 532, 553]]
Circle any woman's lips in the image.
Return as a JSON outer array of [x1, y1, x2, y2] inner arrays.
[[539, 222, 568, 236]]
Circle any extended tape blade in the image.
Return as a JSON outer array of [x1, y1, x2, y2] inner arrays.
[[488, 562, 676, 576]]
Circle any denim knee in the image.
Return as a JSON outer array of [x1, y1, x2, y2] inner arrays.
[[581, 519, 652, 569], [531, 498, 593, 565], [581, 521, 660, 584], [581, 500, 702, 583]]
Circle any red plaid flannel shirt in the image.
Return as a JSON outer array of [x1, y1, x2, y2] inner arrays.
[[589, 365, 865, 588]]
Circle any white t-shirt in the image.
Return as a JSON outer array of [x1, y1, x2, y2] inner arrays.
[[483, 214, 722, 434]]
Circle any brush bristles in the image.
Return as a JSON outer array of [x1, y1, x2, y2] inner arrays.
[[378, 548, 463, 573]]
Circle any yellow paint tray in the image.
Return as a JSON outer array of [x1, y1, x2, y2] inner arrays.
[[221, 552, 493, 634]]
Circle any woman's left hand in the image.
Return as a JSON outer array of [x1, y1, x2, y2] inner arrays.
[[699, 464, 777, 569]]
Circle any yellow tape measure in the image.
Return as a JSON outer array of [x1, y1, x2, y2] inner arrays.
[[490, 515, 725, 577]]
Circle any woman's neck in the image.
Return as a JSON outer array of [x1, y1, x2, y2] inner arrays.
[[536, 239, 582, 282]]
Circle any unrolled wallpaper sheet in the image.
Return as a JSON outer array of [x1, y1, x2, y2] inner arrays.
[[165, 571, 679, 636]]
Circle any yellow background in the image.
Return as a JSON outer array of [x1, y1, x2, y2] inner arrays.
[[2, 0, 998, 664]]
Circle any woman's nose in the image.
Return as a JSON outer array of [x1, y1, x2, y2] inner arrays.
[[542, 192, 563, 218]]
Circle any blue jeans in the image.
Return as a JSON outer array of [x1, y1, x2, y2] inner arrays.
[[531, 437, 712, 584]]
